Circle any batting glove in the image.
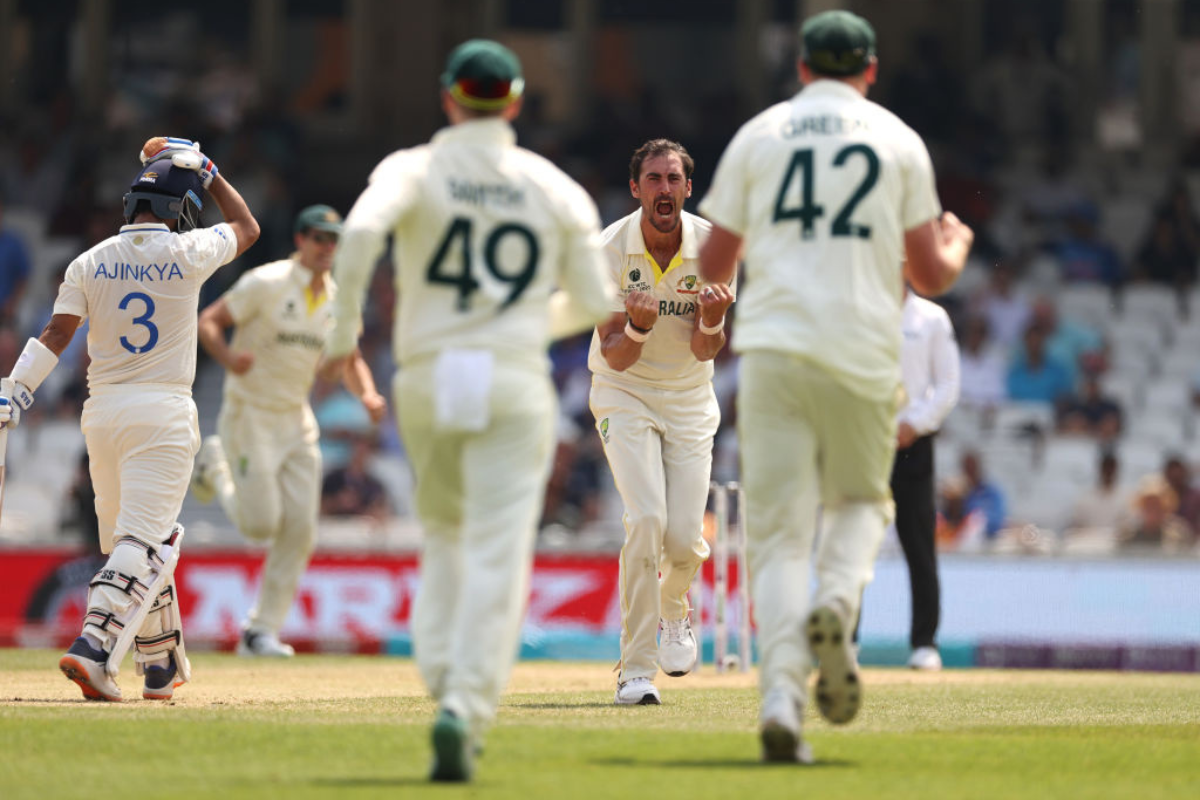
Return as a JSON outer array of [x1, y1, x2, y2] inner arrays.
[[140, 136, 200, 165], [0, 378, 32, 429], [170, 150, 220, 190]]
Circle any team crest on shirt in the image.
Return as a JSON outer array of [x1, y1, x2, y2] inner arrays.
[[283, 299, 298, 319], [629, 269, 641, 282], [676, 274, 699, 294], [599, 417, 610, 443]]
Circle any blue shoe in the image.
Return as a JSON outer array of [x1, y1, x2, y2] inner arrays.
[[59, 637, 122, 702], [430, 708, 473, 782], [143, 654, 180, 700]]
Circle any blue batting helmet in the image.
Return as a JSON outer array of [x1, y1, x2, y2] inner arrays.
[[123, 158, 205, 231]]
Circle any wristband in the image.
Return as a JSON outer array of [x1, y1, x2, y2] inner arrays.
[[11, 337, 59, 393], [698, 316, 725, 335], [624, 321, 651, 343]]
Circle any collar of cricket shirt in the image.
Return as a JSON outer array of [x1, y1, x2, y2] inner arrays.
[[798, 79, 866, 103], [119, 223, 170, 234], [625, 207, 697, 284], [432, 117, 517, 147]]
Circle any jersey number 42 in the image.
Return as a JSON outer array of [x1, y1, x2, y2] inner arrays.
[[772, 144, 879, 240]]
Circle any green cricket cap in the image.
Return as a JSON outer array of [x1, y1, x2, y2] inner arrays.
[[295, 204, 343, 235], [441, 39, 525, 111], [801, 10, 876, 77]]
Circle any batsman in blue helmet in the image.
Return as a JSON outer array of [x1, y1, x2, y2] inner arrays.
[[0, 136, 260, 702]]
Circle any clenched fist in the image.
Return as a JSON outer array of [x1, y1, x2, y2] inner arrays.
[[625, 291, 659, 332], [698, 283, 735, 328]]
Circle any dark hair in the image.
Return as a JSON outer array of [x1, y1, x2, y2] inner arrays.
[[629, 139, 695, 183]]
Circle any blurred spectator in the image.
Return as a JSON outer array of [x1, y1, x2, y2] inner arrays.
[[935, 476, 987, 552], [1131, 178, 1200, 301], [1133, 216, 1198, 289], [1162, 456, 1200, 536], [961, 450, 1007, 539], [0, 197, 32, 324], [320, 436, 390, 522], [1056, 204, 1124, 287], [1118, 475, 1193, 553], [971, 260, 1031, 348], [1007, 325, 1075, 405], [1021, 297, 1106, 382], [1057, 375, 1123, 440], [1061, 451, 1128, 544], [957, 315, 1008, 409]]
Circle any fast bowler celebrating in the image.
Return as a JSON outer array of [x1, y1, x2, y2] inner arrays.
[[699, 11, 973, 763], [589, 139, 734, 706], [0, 136, 259, 701], [322, 40, 615, 782]]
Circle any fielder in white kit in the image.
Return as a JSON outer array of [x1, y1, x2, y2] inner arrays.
[[698, 11, 973, 762], [321, 40, 615, 782], [0, 137, 259, 701], [191, 204, 387, 657], [588, 139, 735, 706]]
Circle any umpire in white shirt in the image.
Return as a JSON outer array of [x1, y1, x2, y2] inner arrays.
[[891, 287, 959, 670]]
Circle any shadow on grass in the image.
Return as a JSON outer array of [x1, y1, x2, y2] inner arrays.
[[510, 702, 611, 709], [307, 777, 432, 788], [592, 757, 856, 770]]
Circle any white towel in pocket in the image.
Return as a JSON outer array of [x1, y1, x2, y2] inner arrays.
[[433, 349, 495, 432]]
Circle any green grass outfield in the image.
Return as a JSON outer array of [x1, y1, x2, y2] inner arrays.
[[2, 649, 1198, 799]]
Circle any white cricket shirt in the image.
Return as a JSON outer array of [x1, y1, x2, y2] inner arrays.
[[897, 293, 960, 435], [53, 222, 238, 390], [328, 118, 614, 371], [222, 258, 335, 410], [587, 209, 732, 391], [700, 79, 942, 399]]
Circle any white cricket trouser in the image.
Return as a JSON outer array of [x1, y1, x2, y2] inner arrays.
[[397, 358, 556, 736], [81, 386, 199, 647], [737, 351, 896, 708], [83, 387, 200, 553], [590, 378, 716, 682], [215, 398, 321, 635]]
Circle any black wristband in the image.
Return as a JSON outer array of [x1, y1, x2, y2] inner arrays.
[[626, 316, 653, 334]]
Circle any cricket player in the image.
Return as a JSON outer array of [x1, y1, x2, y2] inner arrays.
[[321, 40, 616, 782], [698, 11, 973, 763], [0, 137, 259, 701], [191, 204, 387, 657], [589, 139, 735, 706]]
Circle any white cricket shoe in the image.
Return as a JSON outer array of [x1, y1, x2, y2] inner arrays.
[[760, 687, 814, 764], [658, 617, 698, 677], [237, 628, 296, 658], [190, 435, 227, 505], [806, 604, 861, 725], [59, 637, 122, 702], [908, 646, 943, 671], [614, 677, 661, 705]]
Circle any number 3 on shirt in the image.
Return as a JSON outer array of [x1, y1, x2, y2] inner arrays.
[[118, 291, 159, 354], [426, 216, 539, 311]]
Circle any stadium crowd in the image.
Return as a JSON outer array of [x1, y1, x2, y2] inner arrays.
[[2, 8, 1199, 558]]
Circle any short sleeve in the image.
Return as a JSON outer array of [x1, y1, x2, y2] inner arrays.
[[52, 258, 89, 320], [699, 125, 752, 236], [222, 267, 270, 325], [900, 132, 943, 232], [179, 223, 239, 284]]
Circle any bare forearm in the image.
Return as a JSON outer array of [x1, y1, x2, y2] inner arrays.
[[601, 332, 645, 372], [207, 175, 260, 256], [689, 329, 726, 362], [342, 351, 378, 399], [38, 314, 80, 357]]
